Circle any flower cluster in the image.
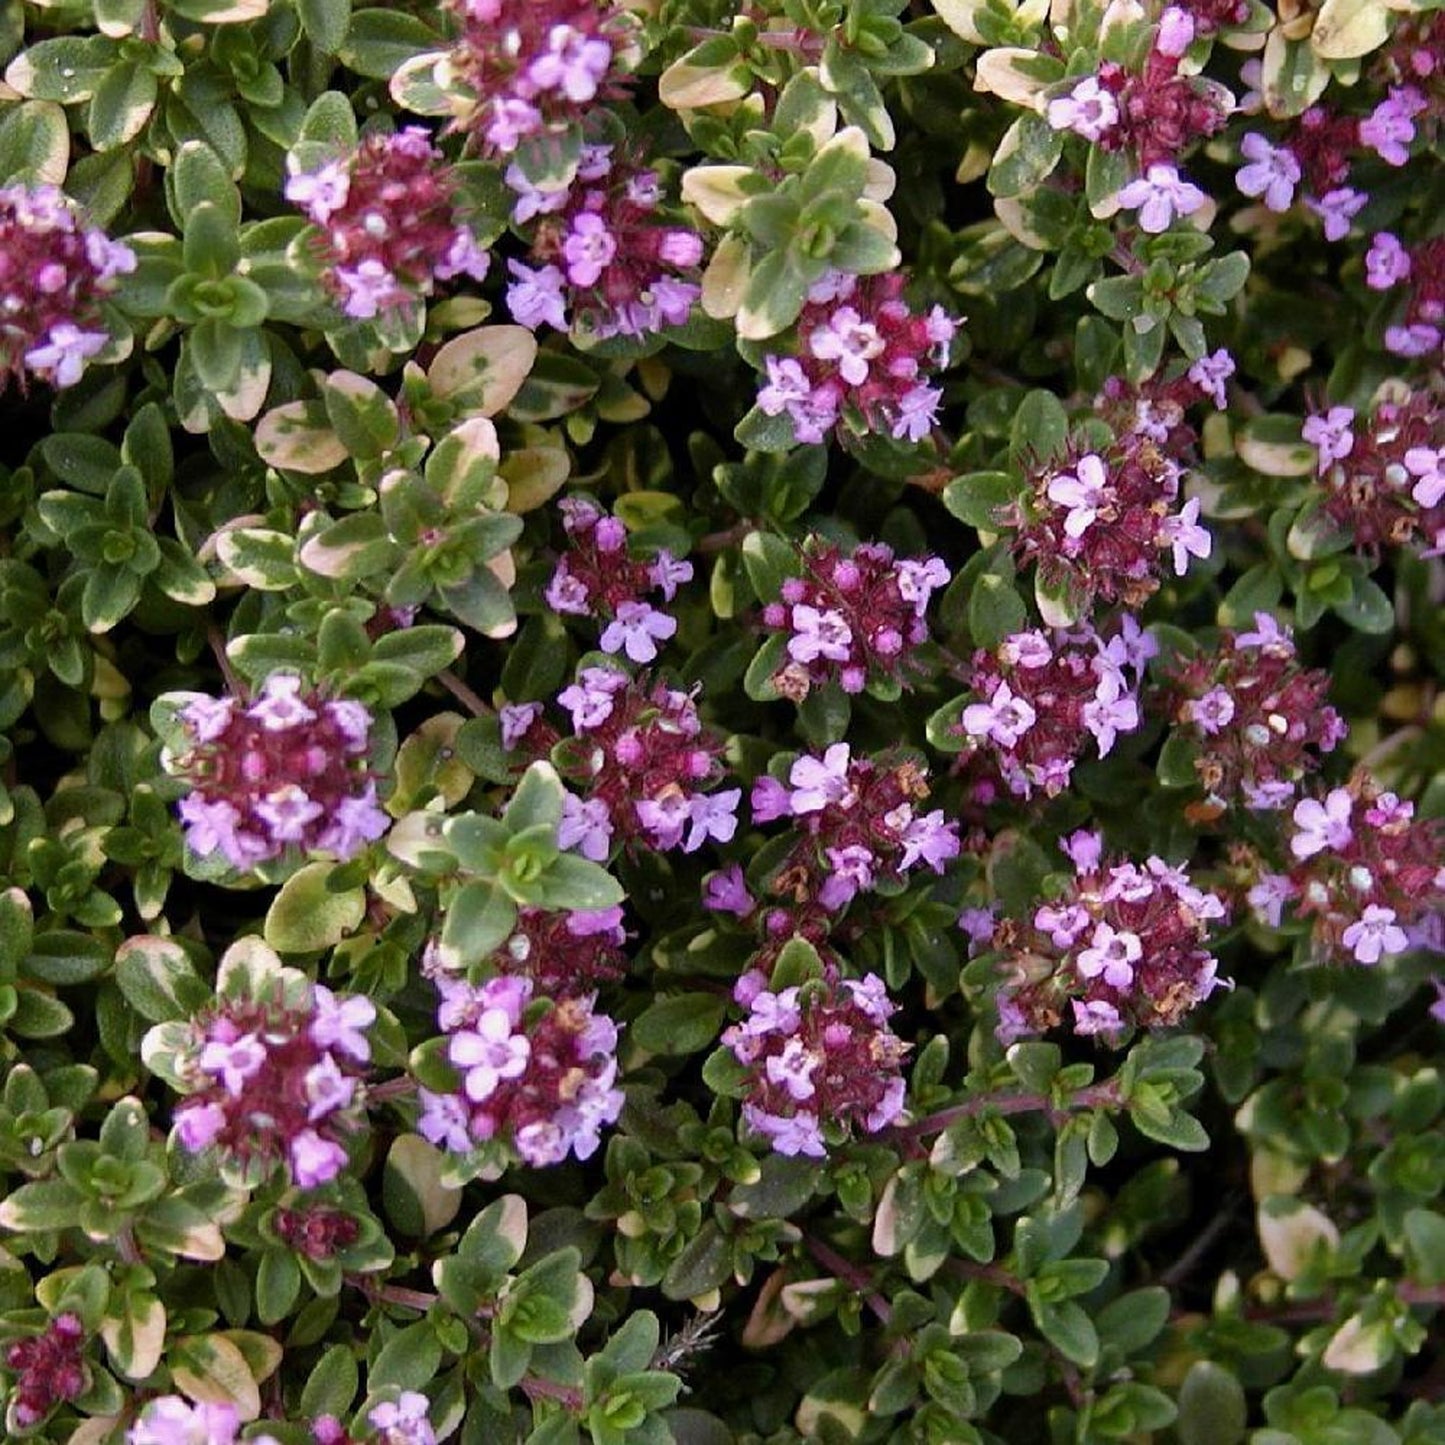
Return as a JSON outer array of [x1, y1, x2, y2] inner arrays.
[[1164, 612, 1347, 813], [503, 669, 738, 862], [4, 1314, 86, 1428], [506, 147, 704, 339], [1014, 437, 1212, 613], [759, 540, 949, 699], [418, 975, 624, 1167], [155, 964, 375, 1190], [286, 127, 489, 321], [1365, 232, 1445, 360], [993, 832, 1230, 1043], [0, 182, 133, 390], [543, 496, 691, 662], [443, 0, 634, 156], [166, 674, 389, 870], [1246, 776, 1445, 966], [956, 622, 1151, 800], [272, 1202, 362, 1261], [1045, 8, 1232, 232], [751, 745, 960, 912], [1301, 386, 1445, 552], [722, 970, 908, 1157], [756, 271, 956, 444], [483, 904, 629, 997]]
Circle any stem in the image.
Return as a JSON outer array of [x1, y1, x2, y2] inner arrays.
[[366, 1075, 418, 1105], [804, 1234, 892, 1325], [520, 1375, 584, 1411], [891, 1080, 1121, 1141], [436, 668, 493, 718], [945, 1258, 1027, 1297], [208, 627, 246, 699], [696, 521, 754, 555], [352, 1276, 439, 1313]]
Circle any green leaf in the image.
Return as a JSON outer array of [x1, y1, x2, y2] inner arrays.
[[943, 471, 1019, 531], [264, 863, 366, 953], [439, 880, 517, 968], [298, 0, 353, 53], [502, 761, 565, 835], [371, 1321, 443, 1393], [988, 113, 1064, 199], [87, 59, 157, 150], [1176, 1360, 1247, 1445], [0, 100, 69, 185], [662, 1222, 732, 1302], [968, 573, 1026, 647], [299, 1343, 359, 1420], [114, 936, 210, 1022], [537, 854, 624, 912], [256, 1248, 301, 1326], [632, 993, 727, 1056], [1030, 1299, 1099, 1368], [5, 37, 118, 105]]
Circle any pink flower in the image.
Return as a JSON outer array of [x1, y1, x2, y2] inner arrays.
[[1302, 406, 1356, 470], [1076, 922, 1143, 988], [598, 600, 677, 663], [1291, 788, 1354, 859], [1160, 496, 1212, 575], [1342, 905, 1409, 964], [1117, 164, 1207, 233], [562, 212, 618, 286], [788, 744, 855, 814], [1365, 233, 1412, 290], [1047, 454, 1111, 537], [1046, 76, 1120, 141], [962, 681, 1038, 748], [1236, 133, 1301, 212]]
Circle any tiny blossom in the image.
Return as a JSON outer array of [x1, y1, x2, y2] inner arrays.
[[1360, 87, 1427, 167], [756, 272, 957, 446], [1084, 39, 1232, 169], [154, 950, 374, 1191], [165, 675, 387, 869], [0, 183, 132, 390], [1307, 187, 1367, 242], [271, 1203, 361, 1261], [5, 1314, 87, 1427], [703, 863, 755, 918], [369, 1393, 436, 1445], [1245, 773, 1445, 966], [128, 1398, 242, 1445], [1235, 133, 1302, 212], [507, 670, 737, 861], [994, 845, 1229, 1042], [418, 975, 623, 1167], [1046, 77, 1120, 141], [1159, 495, 1213, 575], [287, 128, 488, 321], [958, 625, 1147, 800], [761, 539, 949, 700], [1303, 406, 1356, 471], [1188, 349, 1235, 408], [1117, 164, 1208, 233], [723, 971, 908, 1156], [444, 0, 634, 156], [1366, 233, 1413, 291]]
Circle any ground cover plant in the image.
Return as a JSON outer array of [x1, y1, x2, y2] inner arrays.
[[0, 0, 1444, 1442]]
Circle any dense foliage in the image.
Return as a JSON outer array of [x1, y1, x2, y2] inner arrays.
[[0, 1, 1444, 1443]]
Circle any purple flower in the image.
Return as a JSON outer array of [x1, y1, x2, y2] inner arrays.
[[562, 212, 618, 287], [1302, 406, 1356, 470], [310, 985, 375, 1063], [808, 306, 887, 385], [648, 550, 694, 601], [558, 666, 628, 731], [1155, 5, 1195, 56], [417, 1088, 473, 1152], [128, 1398, 241, 1445], [1082, 689, 1139, 757], [1248, 872, 1296, 928], [962, 681, 1038, 748], [891, 383, 943, 442], [1236, 134, 1301, 212], [1159, 496, 1212, 575], [1306, 187, 1366, 242], [1190, 686, 1236, 735], [1188, 348, 1235, 408], [289, 1128, 349, 1188], [198, 1033, 266, 1096], [1076, 921, 1143, 988], [751, 775, 793, 824], [636, 791, 691, 850], [559, 794, 613, 861], [765, 1038, 820, 1101], [525, 23, 613, 103], [500, 701, 543, 750], [1291, 788, 1354, 859], [703, 863, 754, 917], [248, 674, 318, 731], [1072, 998, 1124, 1038], [1046, 76, 1120, 141], [253, 785, 324, 843], [1342, 905, 1409, 965], [1406, 446, 1445, 509], [1047, 453, 1111, 537], [757, 356, 812, 416], [451, 1010, 531, 1102], [1365, 233, 1412, 291], [684, 789, 741, 852], [599, 600, 677, 663], [1360, 87, 1426, 167], [744, 1102, 826, 1158], [818, 844, 876, 909], [23, 323, 107, 388], [1116, 164, 1207, 233], [334, 260, 407, 319], [317, 786, 389, 858], [895, 556, 950, 616], [788, 605, 853, 664], [175, 1100, 226, 1152], [1235, 611, 1293, 653], [898, 809, 961, 872], [369, 1391, 437, 1445], [788, 744, 855, 814], [507, 259, 568, 330]]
